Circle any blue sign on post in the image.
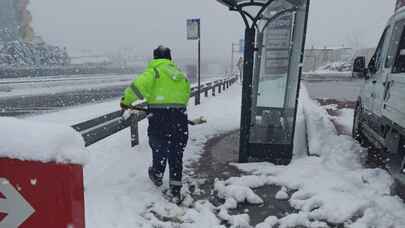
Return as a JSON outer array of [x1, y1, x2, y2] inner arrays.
[[187, 19, 200, 40], [187, 18, 202, 105]]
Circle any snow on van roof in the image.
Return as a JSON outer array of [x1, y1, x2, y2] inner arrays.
[[395, 5, 405, 15], [0, 117, 88, 165]]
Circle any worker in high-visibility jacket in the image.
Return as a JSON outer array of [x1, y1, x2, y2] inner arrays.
[[121, 46, 190, 201]]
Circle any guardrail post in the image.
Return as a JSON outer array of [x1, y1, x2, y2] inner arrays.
[[195, 88, 201, 106], [130, 116, 139, 147], [72, 78, 238, 148]]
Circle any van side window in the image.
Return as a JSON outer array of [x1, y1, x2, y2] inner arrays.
[[392, 23, 405, 73], [370, 27, 390, 73], [386, 20, 405, 68]]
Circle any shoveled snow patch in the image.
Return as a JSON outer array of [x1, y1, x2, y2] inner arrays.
[[0, 117, 87, 164]]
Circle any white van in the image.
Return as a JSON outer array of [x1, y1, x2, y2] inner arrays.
[[352, 7, 405, 185]]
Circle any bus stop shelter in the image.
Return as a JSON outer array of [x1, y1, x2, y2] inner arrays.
[[217, 0, 310, 163]]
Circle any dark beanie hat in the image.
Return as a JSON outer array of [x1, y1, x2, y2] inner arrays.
[[153, 45, 172, 60]]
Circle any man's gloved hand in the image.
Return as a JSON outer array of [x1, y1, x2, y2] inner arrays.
[[188, 116, 207, 126], [120, 97, 131, 109]]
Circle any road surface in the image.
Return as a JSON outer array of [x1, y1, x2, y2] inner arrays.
[[0, 73, 222, 117]]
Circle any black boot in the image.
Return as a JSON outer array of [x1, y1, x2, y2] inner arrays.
[[148, 167, 163, 187], [171, 186, 181, 198], [169, 186, 184, 205]]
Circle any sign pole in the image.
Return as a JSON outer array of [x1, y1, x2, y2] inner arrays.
[[187, 18, 201, 105], [231, 43, 235, 76], [197, 37, 201, 105]]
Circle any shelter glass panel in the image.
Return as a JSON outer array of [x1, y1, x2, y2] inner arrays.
[[248, 0, 309, 158]]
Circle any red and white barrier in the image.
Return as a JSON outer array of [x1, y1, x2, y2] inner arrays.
[[0, 118, 87, 227], [0, 159, 85, 228]]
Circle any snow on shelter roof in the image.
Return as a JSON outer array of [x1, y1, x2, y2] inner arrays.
[[217, 0, 304, 8], [0, 118, 88, 165]]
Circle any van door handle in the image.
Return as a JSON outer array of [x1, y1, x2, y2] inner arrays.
[[372, 80, 377, 84], [384, 80, 394, 101], [371, 92, 376, 98]]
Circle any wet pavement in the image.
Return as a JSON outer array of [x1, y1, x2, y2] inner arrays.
[[189, 130, 295, 226], [189, 130, 346, 227]]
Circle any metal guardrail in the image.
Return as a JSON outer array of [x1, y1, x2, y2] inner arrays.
[[71, 77, 238, 147]]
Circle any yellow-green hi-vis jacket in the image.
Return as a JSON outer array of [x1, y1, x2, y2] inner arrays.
[[122, 59, 191, 108]]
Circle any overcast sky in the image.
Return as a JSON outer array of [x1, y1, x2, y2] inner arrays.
[[29, 0, 396, 60]]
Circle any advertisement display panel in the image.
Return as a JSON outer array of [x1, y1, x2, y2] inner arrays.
[[264, 13, 293, 76]]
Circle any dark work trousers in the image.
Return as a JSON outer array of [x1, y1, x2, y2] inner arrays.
[[148, 108, 189, 189]]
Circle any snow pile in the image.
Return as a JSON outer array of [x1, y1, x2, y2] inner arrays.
[[0, 117, 87, 164], [217, 208, 251, 228], [302, 87, 366, 170], [142, 201, 226, 228], [275, 186, 289, 200], [222, 86, 405, 227], [293, 84, 308, 158], [316, 61, 352, 73], [331, 108, 355, 134], [215, 178, 264, 205], [234, 160, 405, 227], [255, 216, 278, 228]]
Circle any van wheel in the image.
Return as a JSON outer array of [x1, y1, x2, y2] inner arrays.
[[353, 102, 366, 144]]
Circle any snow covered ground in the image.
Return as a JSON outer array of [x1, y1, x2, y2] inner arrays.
[[2, 81, 403, 227], [29, 84, 242, 228]]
